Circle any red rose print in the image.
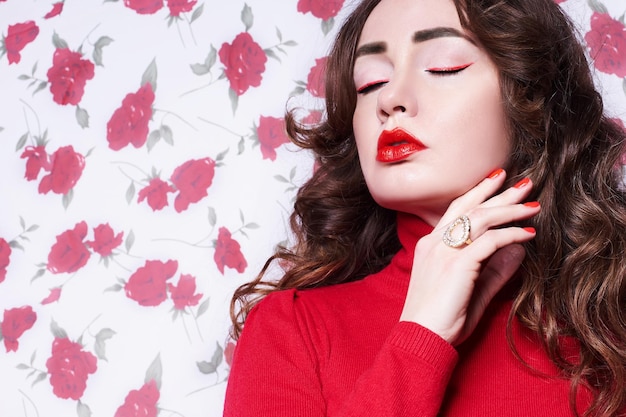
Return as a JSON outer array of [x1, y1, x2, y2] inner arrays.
[[2, 306, 37, 352], [170, 158, 215, 212], [20, 145, 51, 181], [297, 0, 344, 20], [114, 379, 160, 417], [167, 0, 197, 16], [256, 116, 290, 161], [44, 2, 64, 18], [46, 48, 95, 105], [124, 0, 163, 14], [0, 237, 12, 283], [106, 83, 155, 150], [585, 12, 626, 78], [214, 227, 247, 274], [4, 21, 39, 64], [86, 224, 123, 257], [138, 178, 175, 211], [47, 221, 90, 274], [125, 260, 178, 306], [41, 287, 62, 305], [301, 109, 323, 125], [224, 341, 235, 367], [219, 32, 267, 96], [306, 57, 327, 98], [46, 337, 97, 400], [167, 274, 202, 309], [38, 145, 85, 195]]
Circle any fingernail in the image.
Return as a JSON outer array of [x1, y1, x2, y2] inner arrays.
[[523, 201, 540, 208], [523, 227, 536, 234], [487, 168, 504, 179], [514, 178, 530, 188]]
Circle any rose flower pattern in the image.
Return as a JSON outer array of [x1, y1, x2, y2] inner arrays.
[[256, 116, 290, 161], [3, 21, 39, 64], [219, 32, 268, 96], [585, 11, 626, 78], [1, 306, 37, 352], [46, 48, 95, 105], [46, 337, 97, 400], [214, 227, 247, 274], [107, 83, 155, 150], [124, 260, 178, 306]]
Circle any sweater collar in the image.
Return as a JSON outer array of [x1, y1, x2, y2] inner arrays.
[[382, 211, 434, 288], [396, 211, 434, 255]]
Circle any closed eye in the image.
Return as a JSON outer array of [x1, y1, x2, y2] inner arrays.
[[356, 80, 388, 95], [426, 63, 473, 76]]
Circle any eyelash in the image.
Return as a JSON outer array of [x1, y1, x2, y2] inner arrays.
[[426, 63, 472, 75], [356, 80, 388, 95], [356, 63, 472, 95]]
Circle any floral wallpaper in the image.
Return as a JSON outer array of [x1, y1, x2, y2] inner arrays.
[[0, 0, 624, 416]]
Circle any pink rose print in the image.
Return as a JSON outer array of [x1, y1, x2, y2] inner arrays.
[[4, 21, 39, 64], [167, 0, 197, 16], [38, 145, 85, 195], [124, 0, 163, 15], [301, 109, 323, 125], [107, 83, 155, 150], [170, 158, 215, 212], [138, 178, 175, 211], [47, 221, 90, 274], [44, 2, 64, 19], [2, 306, 37, 352], [256, 116, 290, 161], [114, 379, 160, 417], [306, 57, 327, 98], [125, 260, 178, 306], [0, 237, 12, 283], [585, 12, 626, 78], [41, 287, 62, 305], [219, 32, 268, 96], [46, 48, 95, 105], [224, 341, 235, 367], [167, 274, 202, 309], [214, 227, 247, 274], [21, 145, 51, 180], [297, 0, 344, 20], [86, 224, 123, 257], [46, 337, 97, 400]]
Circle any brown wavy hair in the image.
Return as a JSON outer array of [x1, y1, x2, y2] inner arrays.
[[231, 0, 626, 415]]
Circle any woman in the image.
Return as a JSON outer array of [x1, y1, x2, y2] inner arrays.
[[224, 0, 626, 416]]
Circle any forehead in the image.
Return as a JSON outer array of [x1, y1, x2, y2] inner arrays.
[[357, 0, 464, 45]]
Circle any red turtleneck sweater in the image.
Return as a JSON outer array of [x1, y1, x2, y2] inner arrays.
[[223, 213, 593, 416]]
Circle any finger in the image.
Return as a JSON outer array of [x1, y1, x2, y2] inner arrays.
[[462, 201, 540, 240], [480, 177, 535, 209], [439, 168, 508, 226]]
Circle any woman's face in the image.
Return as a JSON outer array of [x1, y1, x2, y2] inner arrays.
[[352, 0, 510, 225]]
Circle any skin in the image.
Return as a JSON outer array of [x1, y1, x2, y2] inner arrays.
[[352, 0, 541, 345]]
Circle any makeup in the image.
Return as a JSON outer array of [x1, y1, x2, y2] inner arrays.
[[376, 128, 426, 163]]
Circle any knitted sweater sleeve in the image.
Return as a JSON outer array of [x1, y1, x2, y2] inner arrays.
[[223, 290, 458, 417]]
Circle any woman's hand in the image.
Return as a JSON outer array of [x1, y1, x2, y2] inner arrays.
[[399, 169, 540, 346]]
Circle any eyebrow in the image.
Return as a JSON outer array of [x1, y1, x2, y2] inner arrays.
[[355, 26, 473, 58]]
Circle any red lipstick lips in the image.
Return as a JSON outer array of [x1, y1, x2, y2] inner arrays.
[[376, 128, 426, 163]]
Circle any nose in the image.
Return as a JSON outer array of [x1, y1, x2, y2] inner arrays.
[[377, 76, 418, 121]]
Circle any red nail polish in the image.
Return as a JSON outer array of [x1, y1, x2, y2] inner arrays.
[[487, 168, 504, 179], [523, 227, 536, 234], [514, 178, 530, 188], [523, 201, 540, 208]]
